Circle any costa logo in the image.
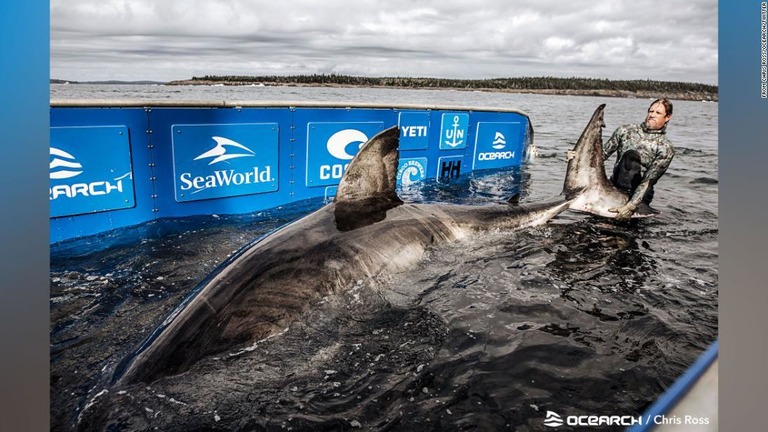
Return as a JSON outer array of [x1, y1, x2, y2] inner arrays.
[[306, 122, 383, 188]]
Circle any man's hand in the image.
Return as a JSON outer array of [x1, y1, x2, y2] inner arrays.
[[566, 150, 576, 161], [608, 202, 637, 221]]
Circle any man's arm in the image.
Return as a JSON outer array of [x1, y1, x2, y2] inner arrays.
[[626, 145, 675, 208], [602, 126, 623, 161], [610, 141, 674, 220]]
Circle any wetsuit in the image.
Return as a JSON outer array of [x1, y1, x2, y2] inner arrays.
[[603, 123, 675, 206]]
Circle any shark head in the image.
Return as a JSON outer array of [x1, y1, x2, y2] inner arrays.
[[563, 104, 659, 219]]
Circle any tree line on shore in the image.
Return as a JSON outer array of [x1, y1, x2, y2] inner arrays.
[[185, 74, 717, 94]]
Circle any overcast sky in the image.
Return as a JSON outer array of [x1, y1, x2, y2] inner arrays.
[[51, 0, 718, 84]]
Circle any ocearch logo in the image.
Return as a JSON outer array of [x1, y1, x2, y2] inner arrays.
[[50, 147, 83, 179], [478, 130, 514, 161], [543, 410, 643, 428], [49, 147, 129, 201], [194, 136, 256, 165], [544, 411, 564, 428], [492, 131, 507, 149], [320, 129, 369, 180]]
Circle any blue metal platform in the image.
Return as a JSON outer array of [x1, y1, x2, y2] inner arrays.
[[50, 101, 533, 243]]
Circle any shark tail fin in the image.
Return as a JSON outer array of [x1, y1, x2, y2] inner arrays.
[[562, 104, 609, 200]]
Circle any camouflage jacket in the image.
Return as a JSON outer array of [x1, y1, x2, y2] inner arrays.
[[603, 123, 675, 206]]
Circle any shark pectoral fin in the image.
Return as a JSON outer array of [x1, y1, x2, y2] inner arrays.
[[335, 126, 402, 206], [506, 193, 521, 205]]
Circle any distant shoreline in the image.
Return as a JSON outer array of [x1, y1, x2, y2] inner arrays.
[[171, 81, 719, 102], [51, 76, 718, 102]]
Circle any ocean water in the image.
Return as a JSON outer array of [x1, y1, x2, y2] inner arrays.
[[50, 85, 718, 431]]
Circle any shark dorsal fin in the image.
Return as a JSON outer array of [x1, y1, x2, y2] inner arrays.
[[334, 126, 402, 205], [333, 126, 403, 231]]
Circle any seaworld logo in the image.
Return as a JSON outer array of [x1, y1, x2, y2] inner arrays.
[[49, 147, 130, 201], [194, 136, 256, 165], [179, 135, 275, 195], [179, 167, 273, 194]]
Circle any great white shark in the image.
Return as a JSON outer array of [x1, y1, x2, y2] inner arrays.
[[113, 104, 644, 386]]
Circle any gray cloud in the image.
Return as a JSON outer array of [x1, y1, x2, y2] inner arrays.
[[51, 0, 718, 84]]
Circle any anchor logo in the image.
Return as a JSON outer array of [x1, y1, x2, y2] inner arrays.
[[443, 115, 465, 147], [492, 131, 507, 150]]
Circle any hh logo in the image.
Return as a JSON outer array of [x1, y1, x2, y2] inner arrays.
[[306, 122, 383, 187], [49, 125, 136, 218], [172, 123, 279, 202], [437, 156, 463, 182]]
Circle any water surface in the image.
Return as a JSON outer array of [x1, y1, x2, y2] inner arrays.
[[50, 85, 718, 431]]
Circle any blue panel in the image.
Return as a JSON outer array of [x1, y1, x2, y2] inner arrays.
[[324, 186, 338, 200], [49, 108, 155, 243], [436, 155, 465, 183], [305, 121, 386, 188], [397, 157, 428, 186], [397, 111, 430, 150], [472, 122, 524, 170], [146, 107, 293, 219], [50, 126, 136, 218], [171, 123, 279, 202], [439, 113, 470, 150], [49, 105, 532, 244]]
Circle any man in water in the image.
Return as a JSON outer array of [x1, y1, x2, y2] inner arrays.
[[570, 98, 676, 221]]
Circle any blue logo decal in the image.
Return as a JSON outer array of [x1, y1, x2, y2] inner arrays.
[[437, 156, 463, 183], [472, 122, 522, 170], [172, 123, 279, 202], [398, 112, 430, 150], [306, 122, 384, 187], [324, 186, 338, 202], [439, 113, 469, 150], [50, 126, 136, 218], [397, 158, 428, 186]]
